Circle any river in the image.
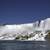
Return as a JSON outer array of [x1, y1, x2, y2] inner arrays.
[[0, 40, 50, 50]]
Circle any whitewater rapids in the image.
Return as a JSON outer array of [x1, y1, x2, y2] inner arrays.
[[0, 18, 50, 41]]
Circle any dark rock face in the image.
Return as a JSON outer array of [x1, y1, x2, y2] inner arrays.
[[45, 32, 50, 41]]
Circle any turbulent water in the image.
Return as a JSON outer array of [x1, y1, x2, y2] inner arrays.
[[0, 18, 50, 50], [0, 18, 50, 40], [0, 40, 50, 50]]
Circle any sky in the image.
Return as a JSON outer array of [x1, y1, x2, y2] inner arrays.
[[0, 0, 50, 24]]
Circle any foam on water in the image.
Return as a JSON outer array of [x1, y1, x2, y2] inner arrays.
[[0, 18, 50, 41]]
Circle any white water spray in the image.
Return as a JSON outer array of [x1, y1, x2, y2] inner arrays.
[[0, 18, 50, 41]]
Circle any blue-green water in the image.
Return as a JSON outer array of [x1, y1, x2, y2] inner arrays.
[[0, 40, 50, 50]]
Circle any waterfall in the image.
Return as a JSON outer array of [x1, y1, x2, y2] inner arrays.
[[0, 18, 50, 41]]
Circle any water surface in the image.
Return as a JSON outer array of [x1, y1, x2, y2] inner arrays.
[[0, 40, 50, 50]]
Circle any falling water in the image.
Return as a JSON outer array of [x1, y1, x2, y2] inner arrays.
[[0, 18, 50, 41]]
